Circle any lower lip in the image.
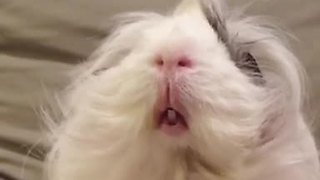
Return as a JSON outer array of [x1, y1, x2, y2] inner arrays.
[[158, 117, 188, 137]]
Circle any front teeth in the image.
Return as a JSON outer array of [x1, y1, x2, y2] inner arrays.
[[167, 109, 177, 121]]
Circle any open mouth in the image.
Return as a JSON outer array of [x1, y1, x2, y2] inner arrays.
[[157, 107, 188, 136]]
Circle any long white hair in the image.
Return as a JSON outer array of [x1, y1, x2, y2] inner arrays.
[[44, 0, 319, 180]]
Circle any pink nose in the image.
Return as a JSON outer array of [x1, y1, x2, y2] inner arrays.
[[155, 55, 192, 70]]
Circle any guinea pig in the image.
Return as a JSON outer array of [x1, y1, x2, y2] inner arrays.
[[44, 0, 320, 180]]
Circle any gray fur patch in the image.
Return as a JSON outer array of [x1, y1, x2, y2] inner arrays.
[[199, 0, 263, 81]]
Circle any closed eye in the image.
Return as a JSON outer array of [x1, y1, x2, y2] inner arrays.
[[240, 53, 262, 76]]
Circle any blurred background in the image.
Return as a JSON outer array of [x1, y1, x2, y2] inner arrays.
[[0, 0, 319, 179]]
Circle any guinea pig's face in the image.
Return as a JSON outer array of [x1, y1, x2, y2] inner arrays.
[[69, 1, 265, 170], [117, 14, 262, 137], [81, 9, 260, 146]]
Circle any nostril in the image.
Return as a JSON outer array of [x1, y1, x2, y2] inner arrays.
[[177, 57, 192, 68], [155, 55, 192, 69], [155, 57, 164, 66]]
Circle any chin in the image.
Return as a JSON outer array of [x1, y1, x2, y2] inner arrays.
[[44, 0, 320, 180]]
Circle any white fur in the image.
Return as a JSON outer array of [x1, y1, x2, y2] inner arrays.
[[45, 0, 320, 180]]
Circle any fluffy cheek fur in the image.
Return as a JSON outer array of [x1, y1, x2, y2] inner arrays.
[[186, 67, 264, 171], [49, 65, 159, 180]]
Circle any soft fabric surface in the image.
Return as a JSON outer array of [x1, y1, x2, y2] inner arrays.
[[0, 0, 319, 179]]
